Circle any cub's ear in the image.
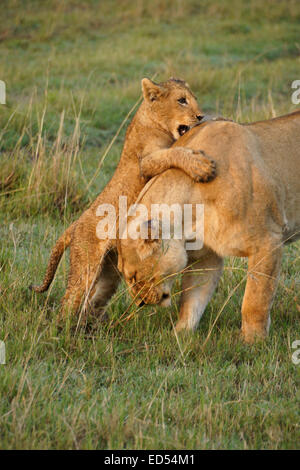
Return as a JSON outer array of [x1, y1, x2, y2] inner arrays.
[[141, 78, 165, 102], [169, 76, 190, 88]]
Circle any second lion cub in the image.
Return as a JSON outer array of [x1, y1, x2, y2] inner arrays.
[[31, 78, 216, 318]]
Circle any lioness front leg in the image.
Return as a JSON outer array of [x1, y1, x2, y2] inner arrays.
[[176, 250, 224, 332], [140, 147, 216, 183], [241, 241, 282, 343]]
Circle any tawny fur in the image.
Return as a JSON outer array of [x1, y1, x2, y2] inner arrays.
[[119, 111, 300, 343], [31, 78, 216, 318]]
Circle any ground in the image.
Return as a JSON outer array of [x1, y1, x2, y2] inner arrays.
[[0, 0, 299, 449]]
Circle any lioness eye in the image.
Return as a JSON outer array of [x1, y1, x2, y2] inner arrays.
[[178, 97, 187, 105]]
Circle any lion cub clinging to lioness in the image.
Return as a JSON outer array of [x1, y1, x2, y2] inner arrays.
[[31, 78, 216, 317]]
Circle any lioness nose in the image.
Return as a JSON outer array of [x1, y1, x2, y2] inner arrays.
[[196, 114, 204, 121]]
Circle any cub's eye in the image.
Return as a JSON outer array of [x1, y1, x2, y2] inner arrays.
[[178, 97, 187, 105]]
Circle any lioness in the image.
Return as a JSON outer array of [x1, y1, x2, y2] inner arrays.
[[31, 78, 216, 317], [118, 111, 300, 343]]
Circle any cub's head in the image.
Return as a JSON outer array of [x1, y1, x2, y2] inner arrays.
[[118, 219, 188, 307], [141, 77, 203, 140]]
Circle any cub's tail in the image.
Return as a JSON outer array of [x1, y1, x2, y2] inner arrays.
[[29, 222, 76, 293]]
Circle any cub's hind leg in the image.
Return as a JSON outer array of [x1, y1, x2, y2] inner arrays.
[[89, 249, 121, 318], [59, 234, 112, 321]]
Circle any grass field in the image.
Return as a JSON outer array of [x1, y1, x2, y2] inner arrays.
[[0, 0, 299, 450]]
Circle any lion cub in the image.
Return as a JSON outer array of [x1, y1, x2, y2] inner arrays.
[[31, 78, 216, 317]]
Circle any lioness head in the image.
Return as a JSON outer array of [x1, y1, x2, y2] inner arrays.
[[119, 219, 188, 307], [141, 77, 203, 139]]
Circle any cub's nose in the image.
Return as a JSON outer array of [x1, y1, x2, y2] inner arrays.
[[196, 114, 204, 121]]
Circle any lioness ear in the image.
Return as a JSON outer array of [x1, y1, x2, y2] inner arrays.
[[141, 78, 165, 102], [137, 219, 161, 261], [140, 219, 159, 239], [137, 238, 161, 261], [117, 254, 123, 273]]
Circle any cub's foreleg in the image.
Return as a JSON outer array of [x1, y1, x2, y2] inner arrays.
[[140, 148, 216, 183]]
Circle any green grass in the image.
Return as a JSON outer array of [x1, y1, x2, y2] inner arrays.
[[0, 0, 299, 450]]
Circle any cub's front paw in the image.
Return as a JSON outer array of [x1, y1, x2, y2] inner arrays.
[[188, 150, 217, 183]]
